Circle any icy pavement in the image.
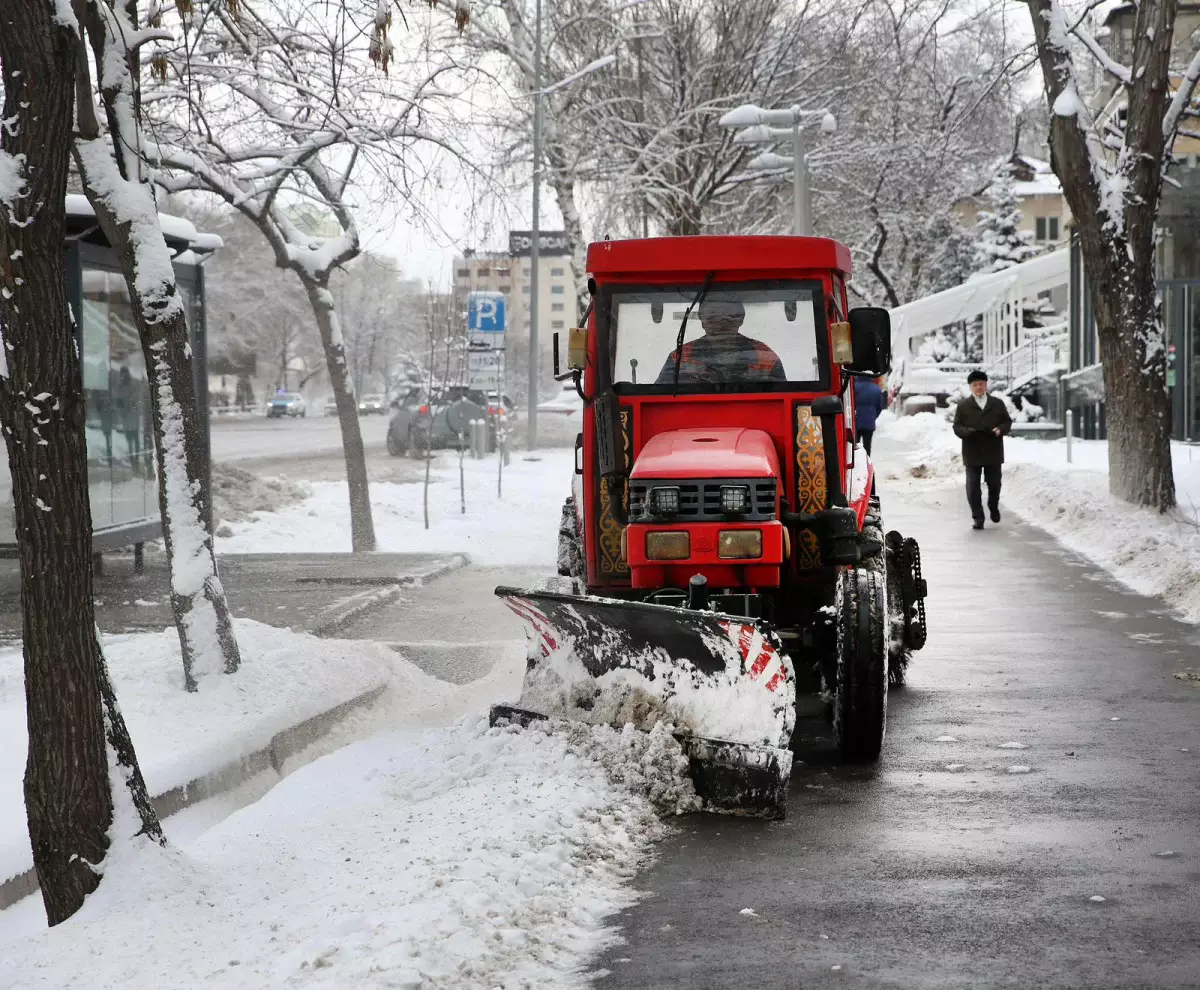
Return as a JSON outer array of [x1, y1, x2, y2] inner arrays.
[[1, 718, 697, 990], [217, 449, 575, 567], [877, 410, 1200, 623]]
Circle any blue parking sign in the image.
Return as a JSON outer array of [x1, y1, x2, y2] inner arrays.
[[468, 292, 506, 334]]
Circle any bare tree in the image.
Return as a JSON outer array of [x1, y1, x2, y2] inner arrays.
[[1024, 0, 1200, 510], [0, 0, 162, 926], [70, 0, 242, 688], [146, 0, 468, 551]]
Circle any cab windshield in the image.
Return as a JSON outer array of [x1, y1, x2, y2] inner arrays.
[[607, 281, 828, 394]]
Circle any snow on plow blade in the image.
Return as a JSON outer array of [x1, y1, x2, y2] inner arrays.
[[491, 587, 796, 818]]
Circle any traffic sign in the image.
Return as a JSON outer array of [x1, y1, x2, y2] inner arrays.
[[468, 292, 506, 334]]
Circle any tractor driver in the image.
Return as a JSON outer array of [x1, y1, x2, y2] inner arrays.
[[655, 298, 786, 385]]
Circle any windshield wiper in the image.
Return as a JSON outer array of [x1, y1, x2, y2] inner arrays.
[[672, 272, 715, 396]]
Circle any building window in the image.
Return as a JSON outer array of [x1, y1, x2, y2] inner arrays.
[[522, 285, 531, 294], [456, 267, 469, 278], [550, 267, 565, 277], [499, 284, 510, 293], [552, 320, 565, 329], [551, 285, 565, 295], [476, 266, 490, 277], [1035, 216, 1060, 242], [551, 302, 564, 312]]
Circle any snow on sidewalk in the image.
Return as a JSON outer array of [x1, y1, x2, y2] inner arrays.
[[0, 620, 484, 892], [217, 450, 575, 566], [877, 410, 1200, 621], [2, 718, 698, 990]]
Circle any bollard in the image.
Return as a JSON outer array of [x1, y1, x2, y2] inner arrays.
[[475, 419, 487, 460], [471, 419, 483, 459], [1065, 409, 1073, 464]]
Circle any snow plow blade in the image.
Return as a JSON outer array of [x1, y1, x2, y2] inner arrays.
[[491, 587, 796, 818]]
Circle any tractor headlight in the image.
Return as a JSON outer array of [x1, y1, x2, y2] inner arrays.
[[650, 486, 680, 516], [646, 531, 689, 560], [720, 485, 750, 515], [718, 530, 763, 559]]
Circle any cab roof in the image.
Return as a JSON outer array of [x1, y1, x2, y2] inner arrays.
[[586, 235, 852, 279]]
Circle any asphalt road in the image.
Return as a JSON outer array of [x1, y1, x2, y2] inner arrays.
[[210, 409, 578, 469], [210, 413, 392, 463], [593, 493, 1200, 989]]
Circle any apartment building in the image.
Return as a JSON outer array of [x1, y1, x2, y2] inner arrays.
[[452, 230, 578, 344]]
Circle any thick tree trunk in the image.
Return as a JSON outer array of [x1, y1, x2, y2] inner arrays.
[[1025, 0, 1178, 512], [73, 157, 242, 691], [304, 280, 376, 551], [0, 4, 160, 926], [1087, 250, 1176, 509], [70, 0, 241, 688]]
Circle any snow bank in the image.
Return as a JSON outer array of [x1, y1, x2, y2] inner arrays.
[[218, 450, 574, 567], [0, 621, 455, 889], [2, 717, 696, 989], [877, 411, 1200, 621]]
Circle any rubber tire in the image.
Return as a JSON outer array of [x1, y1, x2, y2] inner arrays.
[[557, 496, 586, 580], [833, 568, 888, 762], [386, 429, 407, 458], [884, 537, 911, 687]]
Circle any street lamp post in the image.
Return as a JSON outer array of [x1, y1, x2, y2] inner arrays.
[[528, 0, 543, 451], [718, 104, 837, 236]]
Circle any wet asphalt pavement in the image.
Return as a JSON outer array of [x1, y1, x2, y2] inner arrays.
[[594, 495, 1200, 989]]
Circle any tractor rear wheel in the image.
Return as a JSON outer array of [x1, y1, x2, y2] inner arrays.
[[833, 568, 888, 762], [884, 533, 911, 687]]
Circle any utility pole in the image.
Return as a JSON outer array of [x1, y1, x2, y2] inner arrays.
[[527, 0, 543, 451]]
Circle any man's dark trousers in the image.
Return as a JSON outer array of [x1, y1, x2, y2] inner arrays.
[[966, 464, 1001, 523], [859, 430, 874, 455]]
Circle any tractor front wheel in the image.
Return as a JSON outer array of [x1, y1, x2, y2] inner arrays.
[[556, 496, 586, 582], [833, 568, 888, 762]]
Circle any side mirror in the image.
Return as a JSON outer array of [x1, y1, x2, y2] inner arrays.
[[848, 307, 892, 374], [811, 395, 843, 417]]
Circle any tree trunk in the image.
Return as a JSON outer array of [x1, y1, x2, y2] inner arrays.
[[73, 147, 243, 690], [0, 5, 160, 926], [1087, 250, 1176, 508], [304, 280, 376, 551]]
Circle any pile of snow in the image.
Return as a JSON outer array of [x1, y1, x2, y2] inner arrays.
[[211, 463, 311, 528], [218, 449, 573, 566], [0, 620, 463, 890], [2, 718, 696, 989], [877, 411, 1200, 622]]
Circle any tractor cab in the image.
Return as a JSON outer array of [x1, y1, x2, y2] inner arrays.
[[562, 236, 891, 605], [495, 235, 924, 821]]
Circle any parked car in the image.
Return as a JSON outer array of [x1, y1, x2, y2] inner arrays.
[[322, 395, 338, 416], [358, 393, 387, 416], [386, 385, 496, 457], [536, 383, 583, 417], [267, 393, 307, 418], [486, 392, 517, 417]]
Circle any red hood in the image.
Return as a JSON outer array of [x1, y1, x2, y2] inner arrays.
[[630, 427, 780, 479]]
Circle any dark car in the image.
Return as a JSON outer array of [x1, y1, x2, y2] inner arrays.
[[386, 385, 497, 457]]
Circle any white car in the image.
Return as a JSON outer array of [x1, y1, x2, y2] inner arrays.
[[537, 383, 584, 417], [322, 396, 338, 416], [358, 394, 387, 415]]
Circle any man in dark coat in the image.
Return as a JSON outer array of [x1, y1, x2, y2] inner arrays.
[[953, 369, 1012, 530]]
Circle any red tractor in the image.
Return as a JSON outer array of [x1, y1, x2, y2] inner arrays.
[[493, 235, 927, 818]]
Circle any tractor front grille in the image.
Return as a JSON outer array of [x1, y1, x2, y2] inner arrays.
[[629, 478, 777, 523]]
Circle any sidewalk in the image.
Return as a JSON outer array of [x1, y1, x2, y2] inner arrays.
[[0, 549, 469, 643]]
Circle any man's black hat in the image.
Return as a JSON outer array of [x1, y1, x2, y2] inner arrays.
[[967, 370, 988, 383]]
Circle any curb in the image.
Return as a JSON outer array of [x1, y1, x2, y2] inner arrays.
[[0, 683, 387, 912], [310, 553, 470, 638]]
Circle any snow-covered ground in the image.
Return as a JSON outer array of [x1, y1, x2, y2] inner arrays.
[[218, 449, 574, 566], [0, 621, 465, 893], [1, 718, 696, 989], [877, 410, 1200, 622]]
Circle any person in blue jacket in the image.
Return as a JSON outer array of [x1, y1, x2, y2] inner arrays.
[[854, 376, 886, 454]]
